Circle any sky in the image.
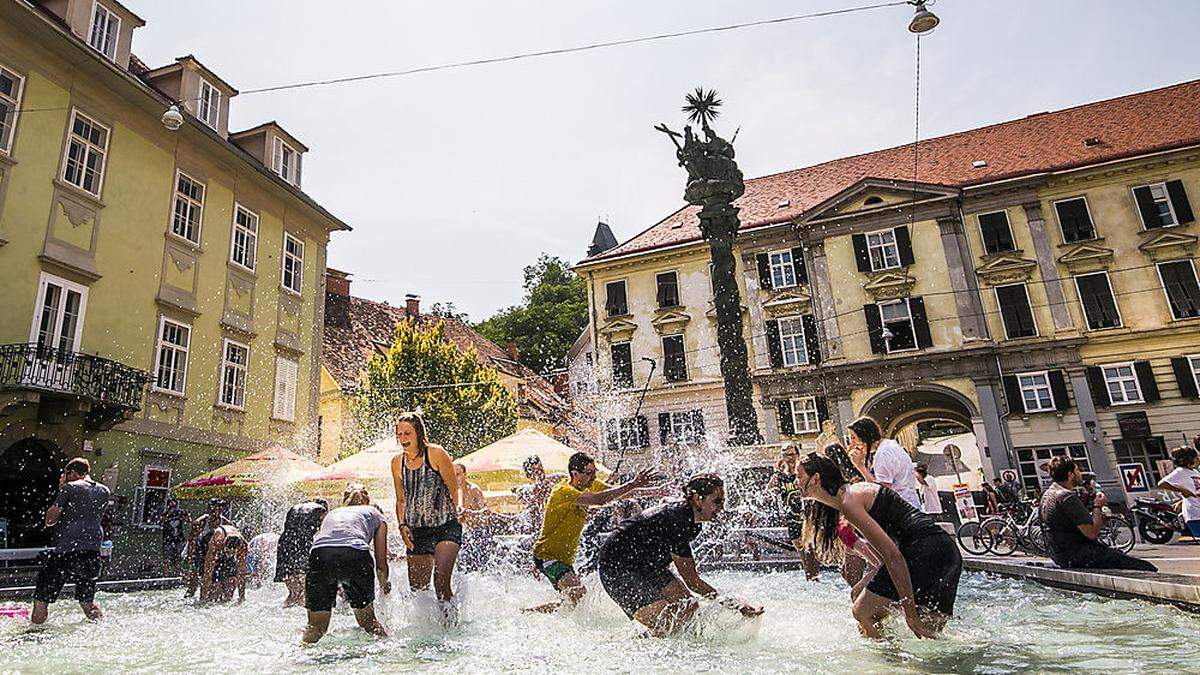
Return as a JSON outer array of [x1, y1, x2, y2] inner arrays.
[[123, 0, 1200, 321]]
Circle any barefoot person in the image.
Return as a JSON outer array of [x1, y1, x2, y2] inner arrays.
[[184, 498, 232, 598], [526, 453, 661, 613], [275, 499, 329, 606], [198, 524, 248, 604], [597, 474, 762, 637], [795, 453, 960, 639], [769, 445, 821, 581], [31, 458, 109, 625], [160, 499, 188, 577], [303, 484, 391, 643], [389, 412, 462, 604]]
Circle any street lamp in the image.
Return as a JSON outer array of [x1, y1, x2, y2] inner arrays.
[[161, 105, 183, 131], [908, 0, 940, 34]]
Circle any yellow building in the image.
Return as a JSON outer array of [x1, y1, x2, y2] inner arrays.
[[576, 80, 1200, 503], [0, 0, 347, 558]]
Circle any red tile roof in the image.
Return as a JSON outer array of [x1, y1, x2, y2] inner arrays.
[[586, 79, 1200, 262]]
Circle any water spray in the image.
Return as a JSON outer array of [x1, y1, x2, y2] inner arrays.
[[611, 357, 657, 478]]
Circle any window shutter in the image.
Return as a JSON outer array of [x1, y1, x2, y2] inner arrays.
[[815, 396, 829, 423], [273, 362, 286, 418], [1085, 366, 1110, 407], [801, 314, 821, 365], [790, 247, 808, 285], [604, 287, 618, 316], [1048, 370, 1071, 411], [656, 276, 669, 307], [852, 234, 871, 272], [766, 319, 783, 368], [777, 400, 795, 435], [1133, 186, 1162, 228], [1002, 375, 1025, 415], [895, 226, 915, 266], [757, 253, 773, 290], [1134, 360, 1160, 402], [1055, 199, 1094, 242], [691, 410, 706, 438], [606, 420, 619, 451], [636, 415, 650, 447], [1172, 357, 1199, 398], [979, 212, 1014, 254], [1166, 179, 1195, 224], [910, 297, 933, 348], [864, 304, 885, 354], [658, 412, 671, 445]]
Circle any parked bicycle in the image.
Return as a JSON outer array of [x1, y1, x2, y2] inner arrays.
[[979, 501, 1046, 556]]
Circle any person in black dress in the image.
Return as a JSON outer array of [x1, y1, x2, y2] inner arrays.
[[275, 498, 329, 606]]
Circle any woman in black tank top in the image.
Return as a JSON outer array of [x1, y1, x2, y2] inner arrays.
[[793, 453, 961, 639]]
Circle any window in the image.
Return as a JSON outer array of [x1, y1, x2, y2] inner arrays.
[[880, 299, 917, 352], [1102, 362, 1142, 405], [197, 79, 220, 130], [1053, 197, 1096, 243], [88, 2, 120, 61], [272, 137, 300, 185], [662, 334, 687, 382], [1074, 272, 1121, 330], [769, 249, 797, 289], [230, 204, 258, 271], [790, 397, 821, 434], [779, 316, 808, 367], [604, 280, 628, 317], [282, 233, 304, 294], [1133, 182, 1187, 229], [153, 318, 190, 395], [1016, 444, 1089, 493], [61, 110, 109, 196], [0, 64, 24, 154], [1017, 372, 1055, 413], [133, 467, 171, 527], [219, 339, 249, 409], [170, 171, 205, 243], [866, 229, 901, 271], [1190, 355, 1200, 393], [655, 271, 679, 308], [30, 273, 88, 353], [995, 283, 1037, 339], [617, 417, 645, 450], [273, 356, 299, 421], [978, 211, 1016, 254], [662, 410, 704, 446], [1157, 260, 1200, 320], [610, 342, 632, 389]]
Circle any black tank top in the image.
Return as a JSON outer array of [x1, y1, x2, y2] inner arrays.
[[867, 485, 944, 548]]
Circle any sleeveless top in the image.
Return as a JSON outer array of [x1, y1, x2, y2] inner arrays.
[[776, 471, 806, 524], [866, 485, 944, 548], [402, 449, 456, 528]]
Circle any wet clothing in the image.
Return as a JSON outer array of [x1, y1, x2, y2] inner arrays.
[[311, 506, 384, 552], [33, 549, 103, 604], [211, 537, 242, 582], [534, 558, 574, 586], [161, 508, 188, 563], [776, 471, 806, 540], [533, 479, 610, 566], [189, 514, 232, 570], [862, 486, 962, 615], [51, 478, 110, 552], [401, 452, 456, 528], [837, 520, 859, 549], [275, 501, 328, 581], [598, 501, 700, 619], [1040, 483, 1157, 571], [305, 547, 375, 612], [408, 519, 462, 555]]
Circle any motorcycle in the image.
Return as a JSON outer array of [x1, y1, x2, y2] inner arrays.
[[1131, 497, 1187, 544]]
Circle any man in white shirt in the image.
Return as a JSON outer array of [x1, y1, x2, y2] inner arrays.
[[915, 464, 943, 516]]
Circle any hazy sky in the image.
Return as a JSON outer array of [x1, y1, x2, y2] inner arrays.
[[124, 0, 1200, 320]]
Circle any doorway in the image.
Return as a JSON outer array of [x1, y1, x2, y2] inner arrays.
[[0, 439, 64, 548]]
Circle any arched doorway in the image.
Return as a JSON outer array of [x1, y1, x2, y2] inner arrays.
[[0, 438, 65, 548], [860, 385, 984, 489]]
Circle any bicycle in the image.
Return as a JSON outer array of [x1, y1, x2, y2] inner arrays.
[[1097, 511, 1135, 553], [979, 501, 1046, 556], [956, 519, 992, 555]]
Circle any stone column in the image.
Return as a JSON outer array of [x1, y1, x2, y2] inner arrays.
[[742, 251, 771, 371], [761, 396, 781, 444], [808, 240, 844, 360], [937, 217, 988, 341], [1067, 366, 1120, 499], [974, 381, 1014, 476], [1022, 202, 1075, 333], [837, 398, 855, 432]]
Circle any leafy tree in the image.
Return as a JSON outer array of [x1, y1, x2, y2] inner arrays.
[[428, 301, 470, 322], [476, 254, 587, 375], [347, 319, 517, 458]]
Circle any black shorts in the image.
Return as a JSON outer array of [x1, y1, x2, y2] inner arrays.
[[866, 532, 962, 615], [787, 521, 804, 541], [34, 550, 103, 604], [274, 536, 314, 582], [162, 539, 185, 563], [407, 519, 463, 556], [305, 546, 376, 612], [598, 558, 678, 619]]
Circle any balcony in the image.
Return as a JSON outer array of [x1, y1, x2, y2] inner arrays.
[[0, 344, 150, 431]]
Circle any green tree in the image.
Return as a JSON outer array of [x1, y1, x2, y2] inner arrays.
[[347, 319, 517, 458], [476, 254, 588, 374]]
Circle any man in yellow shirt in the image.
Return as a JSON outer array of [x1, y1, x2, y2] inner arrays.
[[525, 452, 660, 613]]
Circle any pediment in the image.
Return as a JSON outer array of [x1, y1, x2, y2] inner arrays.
[[976, 252, 1039, 285], [800, 178, 959, 223], [762, 288, 812, 317], [598, 317, 638, 339], [1137, 229, 1197, 262], [862, 269, 917, 301], [1057, 241, 1115, 273], [650, 309, 691, 334]]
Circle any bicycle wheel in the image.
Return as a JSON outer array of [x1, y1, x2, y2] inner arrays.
[[982, 517, 1018, 556], [1025, 522, 1047, 556], [1103, 515, 1136, 553], [956, 520, 991, 555]]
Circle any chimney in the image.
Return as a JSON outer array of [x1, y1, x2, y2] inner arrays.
[[325, 268, 351, 297], [506, 341, 519, 361], [405, 294, 420, 319]]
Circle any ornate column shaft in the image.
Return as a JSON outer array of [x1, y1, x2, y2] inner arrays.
[[937, 216, 988, 341], [808, 240, 844, 359], [1023, 202, 1075, 333]]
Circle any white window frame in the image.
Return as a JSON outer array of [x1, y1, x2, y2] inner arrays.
[[272, 136, 300, 186], [1133, 182, 1180, 230], [272, 355, 299, 422], [778, 315, 808, 367], [133, 465, 172, 528], [1101, 362, 1143, 405], [152, 316, 191, 396], [1016, 371, 1055, 413], [767, 249, 797, 289], [994, 282, 1039, 339], [617, 417, 641, 450], [1188, 355, 1200, 393], [60, 109, 110, 197], [169, 170, 205, 244], [1073, 271, 1123, 330], [790, 397, 820, 434], [0, 63, 25, 155], [88, 1, 120, 62], [230, 203, 259, 271], [866, 228, 901, 271], [879, 298, 917, 353], [1052, 196, 1096, 242], [1156, 259, 1200, 321], [197, 79, 220, 130], [218, 339, 249, 410], [29, 272, 89, 353], [281, 232, 304, 295], [666, 411, 703, 445]]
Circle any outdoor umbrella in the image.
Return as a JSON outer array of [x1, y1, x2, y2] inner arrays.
[[457, 428, 608, 512], [295, 436, 399, 510], [173, 446, 324, 500]]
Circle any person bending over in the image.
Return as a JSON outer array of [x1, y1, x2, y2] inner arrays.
[[184, 498, 232, 598], [31, 458, 110, 625], [597, 474, 762, 636], [275, 499, 329, 606], [199, 524, 248, 603]]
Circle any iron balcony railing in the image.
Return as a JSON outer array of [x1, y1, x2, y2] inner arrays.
[[0, 343, 150, 411]]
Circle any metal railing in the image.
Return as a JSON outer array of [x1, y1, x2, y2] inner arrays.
[[0, 343, 149, 411]]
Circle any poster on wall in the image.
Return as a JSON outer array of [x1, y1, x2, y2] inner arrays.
[[953, 483, 978, 523]]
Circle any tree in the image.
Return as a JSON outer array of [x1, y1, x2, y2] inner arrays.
[[428, 301, 470, 322], [347, 319, 517, 457], [476, 254, 588, 375]]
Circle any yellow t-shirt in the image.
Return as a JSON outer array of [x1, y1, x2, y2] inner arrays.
[[531, 479, 609, 565]]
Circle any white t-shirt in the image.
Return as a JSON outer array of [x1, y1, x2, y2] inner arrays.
[[1162, 466, 1200, 522], [872, 439, 921, 510], [918, 480, 943, 514]]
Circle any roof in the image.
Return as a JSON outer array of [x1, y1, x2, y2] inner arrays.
[[322, 292, 568, 422], [587, 221, 619, 257], [584, 79, 1200, 264], [143, 54, 240, 95], [230, 121, 310, 153]]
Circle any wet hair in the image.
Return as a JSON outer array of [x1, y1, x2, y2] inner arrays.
[[522, 455, 542, 476], [568, 452, 594, 474], [314, 498, 328, 510], [824, 443, 857, 482], [847, 417, 882, 450], [208, 497, 228, 511], [798, 453, 848, 564], [343, 482, 369, 506], [1048, 455, 1077, 483], [682, 473, 724, 501], [1171, 445, 1198, 468], [396, 411, 430, 456], [64, 457, 90, 476]]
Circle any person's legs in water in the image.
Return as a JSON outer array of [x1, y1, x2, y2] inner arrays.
[[851, 590, 893, 639], [283, 574, 305, 607], [432, 540, 459, 602], [525, 568, 586, 613], [406, 554, 433, 592], [303, 611, 331, 644], [790, 537, 820, 581], [352, 604, 387, 636], [30, 600, 49, 625], [631, 579, 698, 637]]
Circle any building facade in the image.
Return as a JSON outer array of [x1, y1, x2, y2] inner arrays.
[[0, 0, 347, 560], [575, 80, 1200, 503]]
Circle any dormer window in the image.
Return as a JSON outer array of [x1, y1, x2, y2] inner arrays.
[[272, 137, 301, 186], [197, 79, 220, 130], [88, 2, 120, 62]]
